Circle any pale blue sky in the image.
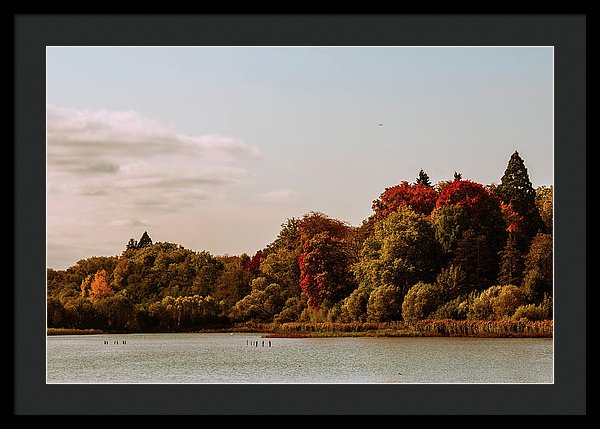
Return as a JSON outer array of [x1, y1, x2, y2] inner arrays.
[[46, 47, 553, 269]]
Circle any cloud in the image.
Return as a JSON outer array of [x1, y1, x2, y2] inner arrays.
[[47, 104, 260, 196], [47, 105, 260, 157], [46, 104, 263, 268], [108, 218, 153, 227]]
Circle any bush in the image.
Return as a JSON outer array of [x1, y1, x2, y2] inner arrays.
[[274, 297, 305, 323], [468, 286, 502, 320], [367, 284, 403, 322], [492, 285, 526, 319], [339, 285, 372, 322], [512, 303, 547, 321], [428, 296, 466, 320], [402, 282, 443, 323], [229, 283, 286, 322], [467, 285, 526, 320]]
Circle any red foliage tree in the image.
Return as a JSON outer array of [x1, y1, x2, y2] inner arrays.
[[436, 180, 505, 234], [436, 180, 508, 280], [297, 211, 349, 244], [243, 250, 264, 274], [298, 232, 355, 310], [372, 181, 438, 220], [297, 212, 355, 309]]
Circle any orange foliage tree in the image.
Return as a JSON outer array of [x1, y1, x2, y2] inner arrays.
[[89, 269, 113, 301]]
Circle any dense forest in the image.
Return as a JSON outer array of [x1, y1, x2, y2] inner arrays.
[[47, 151, 553, 333]]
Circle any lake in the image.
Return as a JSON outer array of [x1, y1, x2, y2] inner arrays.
[[46, 333, 553, 384]]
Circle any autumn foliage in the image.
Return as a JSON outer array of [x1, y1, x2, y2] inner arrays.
[[89, 269, 112, 301], [372, 181, 438, 219], [297, 213, 356, 310], [47, 152, 552, 334]]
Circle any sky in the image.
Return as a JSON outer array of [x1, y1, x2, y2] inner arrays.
[[46, 46, 554, 270]]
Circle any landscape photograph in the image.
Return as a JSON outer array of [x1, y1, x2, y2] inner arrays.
[[45, 45, 554, 385]]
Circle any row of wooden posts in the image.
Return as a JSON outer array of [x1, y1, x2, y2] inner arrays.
[[102, 339, 271, 346], [248, 340, 272, 347]]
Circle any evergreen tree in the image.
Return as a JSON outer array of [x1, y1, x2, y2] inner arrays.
[[126, 238, 138, 250], [453, 171, 462, 181], [416, 169, 432, 187], [138, 231, 153, 248], [495, 151, 545, 244], [497, 232, 524, 286], [452, 229, 495, 292]]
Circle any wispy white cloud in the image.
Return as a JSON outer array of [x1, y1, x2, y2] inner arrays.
[[46, 104, 262, 267], [47, 104, 259, 172], [108, 218, 154, 228], [47, 104, 259, 197]]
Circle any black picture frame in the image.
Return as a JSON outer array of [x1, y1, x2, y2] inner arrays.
[[14, 14, 586, 415]]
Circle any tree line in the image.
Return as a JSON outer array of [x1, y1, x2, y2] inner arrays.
[[47, 151, 553, 332]]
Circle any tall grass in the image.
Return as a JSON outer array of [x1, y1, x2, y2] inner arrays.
[[261, 319, 552, 338], [409, 319, 553, 338], [47, 328, 105, 335]]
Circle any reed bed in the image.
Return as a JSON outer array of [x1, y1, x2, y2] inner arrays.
[[263, 319, 553, 338], [47, 320, 553, 338], [409, 319, 553, 338], [47, 328, 106, 335]]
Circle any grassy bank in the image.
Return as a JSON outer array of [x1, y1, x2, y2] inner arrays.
[[47, 328, 106, 336], [47, 319, 553, 338], [220, 319, 553, 338]]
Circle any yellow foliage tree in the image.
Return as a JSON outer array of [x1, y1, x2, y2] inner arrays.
[[80, 274, 92, 298]]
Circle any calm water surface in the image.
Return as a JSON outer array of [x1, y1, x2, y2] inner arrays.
[[47, 333, 553, 384]]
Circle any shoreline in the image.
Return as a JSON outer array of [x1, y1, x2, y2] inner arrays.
[[47, 319, 553, 338]]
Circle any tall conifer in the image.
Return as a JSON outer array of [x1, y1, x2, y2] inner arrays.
[[496, 151, 545, 244]]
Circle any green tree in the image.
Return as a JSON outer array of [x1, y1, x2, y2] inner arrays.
[[274, 296, 306, 323], [535, 185, 553, 234], [126, 238, 138, 250], [495, 151, 545, 244], [260, 246, 301, 295], [466, 285, 526, 320], [366, 284, 403, 322], [492, 285, 526, 319], [402, 282, 443, 323], [229, 279, 288, 322], [354, 207, 443, 296], [497, 232, 525, 286], [522, 233, 553, 303], [435, 264, 467, 300], [213, 255, 253, 309], [431, 204, 470, 255], [339, 285, 372, 322], [452, 229, 495, 292], [138, 231, 153, 248], [416, 169, 432, 187]]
